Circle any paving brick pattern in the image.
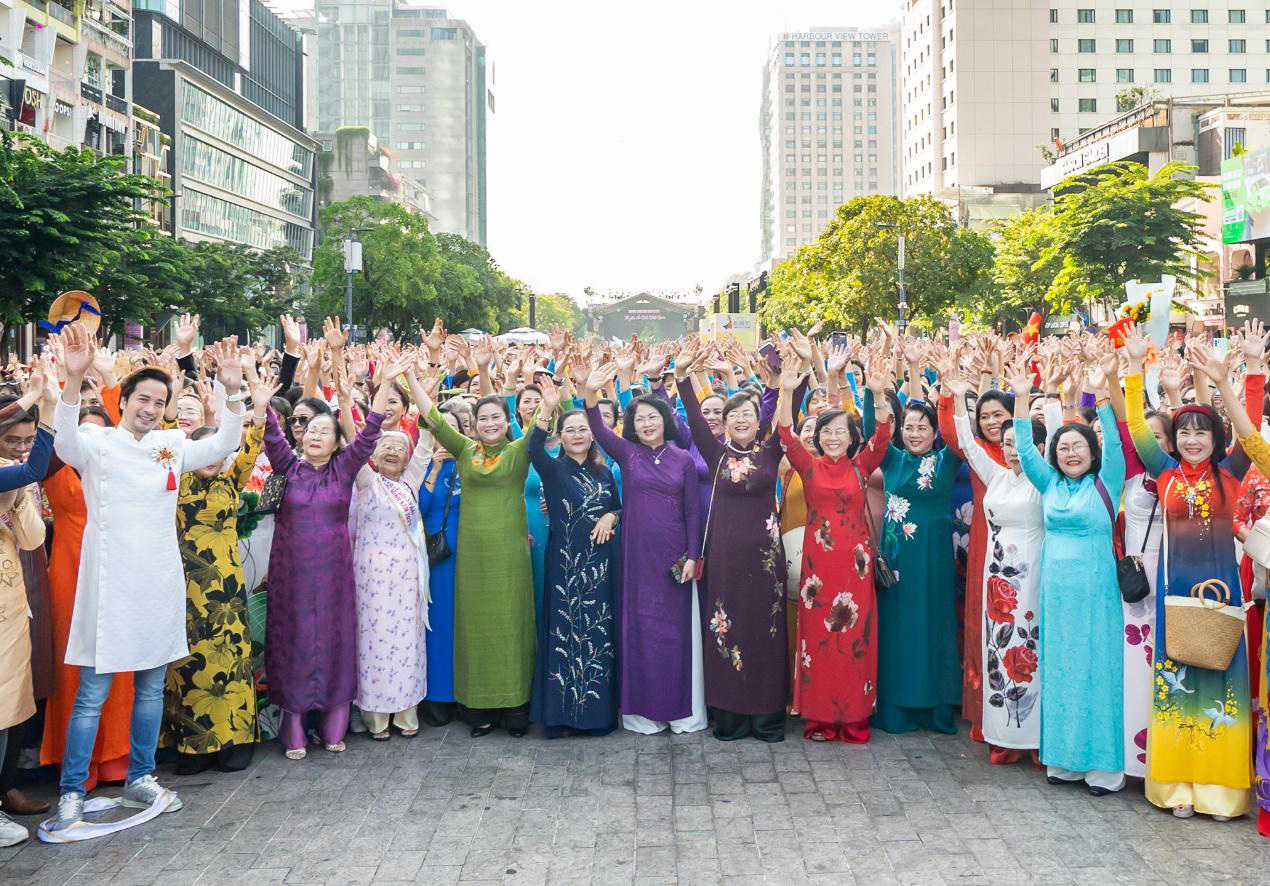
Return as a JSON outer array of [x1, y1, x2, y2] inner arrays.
[[1, 723, 1266, 885]]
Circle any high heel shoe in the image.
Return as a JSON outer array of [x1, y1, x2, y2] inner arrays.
[[470, 723, 495, 737]]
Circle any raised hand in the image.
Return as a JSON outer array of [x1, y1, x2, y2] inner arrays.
[[1241, 319, 1267, 368], [214, 337, 243, 393], [1121, 321, 1149, 364], [422, 318, 445, 354], [537, 375, 562, 416], [1005, 359, 1034, 398], [584, 361, 619, 395], [472, 334, 495, 369], [279, 313, 302, 353], [174, 313, 200, 354], [864, 356, 891, 395], [787, 328, 813, 364], [323, 316, 349, 351], [1186, 340, 1226, 383], [60, 325, 94, 378], [826, 340, 850, 376]]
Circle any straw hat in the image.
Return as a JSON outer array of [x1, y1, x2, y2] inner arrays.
[[46, 290, 101, 334]]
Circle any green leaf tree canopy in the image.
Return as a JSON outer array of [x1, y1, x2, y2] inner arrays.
[[0, 133, 162, 325], [1042, 160, 1212, 313], [511, 292, 584, 334], [760, 195, 993, 333], [312, 196, 443, 338]]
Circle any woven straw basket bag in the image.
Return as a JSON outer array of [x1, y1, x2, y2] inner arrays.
[[1163, 579, 1246, 671]]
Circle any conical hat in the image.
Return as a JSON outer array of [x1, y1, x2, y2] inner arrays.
[[44, 290, 101, 334]]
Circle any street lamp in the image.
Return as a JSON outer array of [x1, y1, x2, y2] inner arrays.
[[342, 227, 370, 337], [877, 224, 907, 334]]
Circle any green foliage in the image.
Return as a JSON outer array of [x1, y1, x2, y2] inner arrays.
[[0, 133, 162, 324], [1042, 160, 1212, 312], [185, 243, 306, 338], [312, 196, 442, 338], [984, 206, 1060, 325], [434, 232, 523, 333], [761, 195, 994, 332], [511, 292, 584, 334]]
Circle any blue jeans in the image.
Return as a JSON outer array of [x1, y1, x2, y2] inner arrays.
[[59, 664, 167, 797]]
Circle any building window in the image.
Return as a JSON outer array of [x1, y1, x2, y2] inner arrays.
[[1230, 39, 1246, 53], [1231, 68, 1247, 82], [1117, 68, 1135, 82], [1230, 9, 1246, 22], [1050, 38, 1059, 53], [430, 28, 457, 39], [1051, 98, 1060, 111], [1050, 68, 1059, 82], [1079, 68, 1096, 82], [1079, 98, 1097, 112], [1077, 8, 1095, 22], [1190, 8, 1207, 22], [1154, 39, 1172, 53], [1116, 39, 1134, 53], [396, 47, 425, 56], [784, 54, 794, 66], [1155, 68, 1173, 82], [1078, 38, 1096, 52], [1192, 39, 1208, 53], [1153, 8, 1171, 22], [1051, 127, 1061, 140], [1224, 128, 1247, 158], [1192, 68, 1209, 82], [1116, 8, 1134, 22], [1049, 8, 1059, 21], [398, 67, 425, 76]]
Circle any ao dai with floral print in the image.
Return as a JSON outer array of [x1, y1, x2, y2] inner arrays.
[[873, 444, 963, 733]]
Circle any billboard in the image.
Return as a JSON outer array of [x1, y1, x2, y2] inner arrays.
[[1223, 148, 1270, 244]]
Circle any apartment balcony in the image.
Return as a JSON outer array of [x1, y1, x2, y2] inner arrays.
[[105, 93, 128, 114]]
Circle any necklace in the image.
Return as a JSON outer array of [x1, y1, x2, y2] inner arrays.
[[650, 444, 669, 465], [1175, 464, 1213, 534]]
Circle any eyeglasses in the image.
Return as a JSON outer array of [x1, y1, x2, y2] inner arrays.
[[288, 416, 310, 427]]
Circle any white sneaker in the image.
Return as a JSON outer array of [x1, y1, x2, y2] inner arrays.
[[46, 792, 84, 832], [0, 810, 28, 847], [1211, 814, 1233, 822], [120, 775, 183, 813], [1172, 804, 1195, 819]]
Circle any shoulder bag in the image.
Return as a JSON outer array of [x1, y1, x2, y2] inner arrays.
[[425, 469, 458, 567], [851, 463, 898, 591], [1092, 478, 1152, 604], [252, 471, 287, 516]]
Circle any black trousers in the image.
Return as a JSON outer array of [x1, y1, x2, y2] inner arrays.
[[462, 704, 529, 731], [712, 709, 786, 743], [0, 715, 27, 793]]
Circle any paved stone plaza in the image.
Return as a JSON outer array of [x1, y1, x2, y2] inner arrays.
[[0, 721, 1265, 885]]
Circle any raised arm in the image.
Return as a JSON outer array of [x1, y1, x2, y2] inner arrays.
[[678, 375, 722, 466], [527, 378, 563, 482], [427, 404, 474, 460], [52, 328, 98, 470], [1095, 403, 1126, 498], [953, 410, 1004, 483], [180, 340, 247, 473], [401, 429, 435, 494], [262, 406, 299, 476], [1008, 361, 1055, 493], [333, 410, 384, 482], [10, 487, 45, 552]]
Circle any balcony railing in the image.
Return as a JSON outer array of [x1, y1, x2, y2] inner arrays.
[[81, 83, 103, 104], [105, 93, 128, 114], [48, 0, 75, 26]]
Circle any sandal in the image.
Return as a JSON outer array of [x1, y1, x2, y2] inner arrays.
[[324, 741, 346, 753], [1172, 804, 1195, 819], [370, 730, 390, 742], [285, 748, 307, 761], [809, 733, 829, 742], [399, 728, 418, 738]]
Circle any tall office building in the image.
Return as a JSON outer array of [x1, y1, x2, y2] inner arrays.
[[314, 1, 491, 245], [759, 27, 899, 265], [132, 0, 317, 261], [900, 0, 1270, 220]]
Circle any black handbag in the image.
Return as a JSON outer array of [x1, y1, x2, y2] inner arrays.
[[425, 470, 457, 567], [852, 464, 898, 591], [252, 472, 287, 516], [1116, 498, 1157, 604]]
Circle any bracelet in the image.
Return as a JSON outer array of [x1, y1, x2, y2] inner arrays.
[[225, 393, 244, 403]]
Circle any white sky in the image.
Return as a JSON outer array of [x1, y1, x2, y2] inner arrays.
[[274, 0, 900, 302]]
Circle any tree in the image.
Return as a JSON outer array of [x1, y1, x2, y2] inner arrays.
[[1115, 85, 1159, 112], [433, 232, 522, 333], [511, 292, 584, 333], [188, 243, 306, 339], [760, 195, 994, 332], [0, 133, 162, 327], [983, 205, 1061, 326], [1042, 160, 1212, 312], [312, 196, 443, 338], [94, 226, 196, 343]]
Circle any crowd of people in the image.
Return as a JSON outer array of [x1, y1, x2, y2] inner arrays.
[[2, 309, 1270, 845]]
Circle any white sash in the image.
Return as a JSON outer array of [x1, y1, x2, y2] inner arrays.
[[37, 791, 178, 843], [377, 474, 431, 629]]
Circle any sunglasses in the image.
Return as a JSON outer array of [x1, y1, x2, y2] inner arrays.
[[288, 415, 310, 427]]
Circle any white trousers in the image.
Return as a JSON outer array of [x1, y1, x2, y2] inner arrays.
[[1047, 766, 1126, 792], [361, 706, 420, 735], [622, 583, 707, 735]]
